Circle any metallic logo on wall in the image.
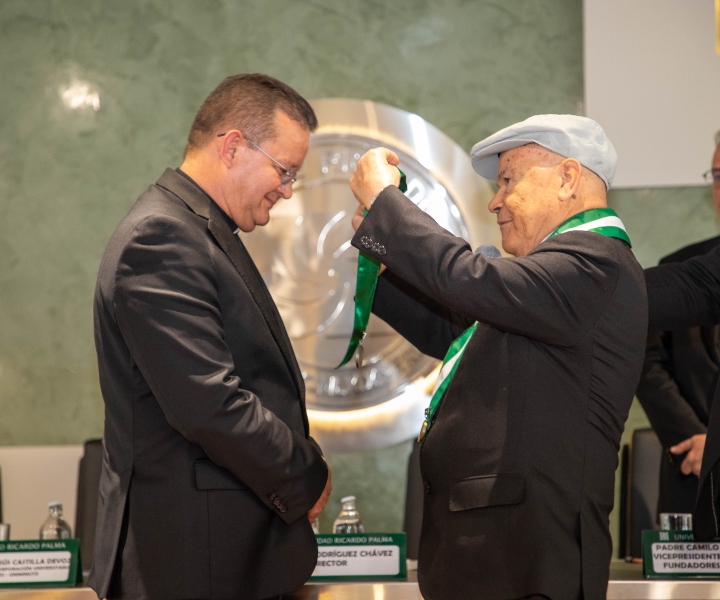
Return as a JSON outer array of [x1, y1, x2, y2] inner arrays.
[[242, 99, 498, 452]]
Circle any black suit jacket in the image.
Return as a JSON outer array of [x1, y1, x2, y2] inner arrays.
[[646, 241, 720, 541], [89, 169, 328, 600], [353, 188, 647, 600], [636, 236, 720, 514]]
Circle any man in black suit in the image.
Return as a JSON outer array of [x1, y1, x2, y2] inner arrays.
[[90, 74, 331, 600], [349, 115, 647, 599], [644, 133, 720, 541], [636, 134, 720, 515]]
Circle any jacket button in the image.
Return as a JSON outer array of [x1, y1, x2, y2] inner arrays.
[[361, 236, 373, 248], [269, 492, 277, 500], [273, 498, 281, 506], [377, 245, 386, 256], [424, 482, 431, 494], [279, 506, 288, 513]]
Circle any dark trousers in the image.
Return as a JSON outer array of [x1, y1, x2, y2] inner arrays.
[[658, 455, 699, 515]]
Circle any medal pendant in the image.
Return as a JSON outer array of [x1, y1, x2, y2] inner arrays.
[[418, 420, 428, 442], [355, 342, 364, 368], [355, 332, 367, 368]]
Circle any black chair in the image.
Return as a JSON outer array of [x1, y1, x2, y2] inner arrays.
[[619, 428, 662, 559], [403, 440, 423, 561], [75, 439, 103, 574]]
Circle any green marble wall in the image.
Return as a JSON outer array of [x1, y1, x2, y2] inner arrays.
[[1, 0, 716, 550]]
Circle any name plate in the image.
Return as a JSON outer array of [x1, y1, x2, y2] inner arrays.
[[311, 533, 406, 581], [0, 539, 82, 587], [643, 530, 720, 578]]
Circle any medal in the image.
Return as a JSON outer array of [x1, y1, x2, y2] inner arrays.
[[355, 332, 366, 368], [418, 420, 428, 442]]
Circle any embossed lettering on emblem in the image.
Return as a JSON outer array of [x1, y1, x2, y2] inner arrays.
[[405, 178, 427, 206], [321, 149, 363, 176]]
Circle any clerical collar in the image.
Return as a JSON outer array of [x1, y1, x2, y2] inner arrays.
[[175, 168, 240, 234]]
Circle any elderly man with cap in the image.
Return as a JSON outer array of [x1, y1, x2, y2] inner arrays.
[[349, 115, 647, 600]]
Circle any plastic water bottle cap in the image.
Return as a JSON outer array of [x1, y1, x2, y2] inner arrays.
[[48, 501, 62, 509], [340, 495, 356, 504]]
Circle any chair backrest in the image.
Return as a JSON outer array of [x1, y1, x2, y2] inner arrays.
[[403, 440, 423, 561], [75, 439, 103, 574], [621, 427, 662, 559]]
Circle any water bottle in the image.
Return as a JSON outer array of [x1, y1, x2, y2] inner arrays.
[[39, 502, 72, 540], [333, 495, 365, 534]]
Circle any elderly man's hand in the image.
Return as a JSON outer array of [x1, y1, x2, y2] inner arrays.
[[350, 148, 401, 210], [670, 434, 706, 477]]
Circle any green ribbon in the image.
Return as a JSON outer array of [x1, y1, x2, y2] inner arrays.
[[336, 169, 407, 369], [418, 322, 478, 441]]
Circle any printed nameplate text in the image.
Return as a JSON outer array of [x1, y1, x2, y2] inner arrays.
[[642, 530, 720, 578], [0, 539, 81, 587], [311, 533, 406, 581]]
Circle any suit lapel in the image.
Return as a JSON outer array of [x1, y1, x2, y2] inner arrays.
[[156, 169, 306, 403], [208, 217, 306, 397]]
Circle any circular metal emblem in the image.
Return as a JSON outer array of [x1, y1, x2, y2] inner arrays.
[[242, 99, 498, 451]]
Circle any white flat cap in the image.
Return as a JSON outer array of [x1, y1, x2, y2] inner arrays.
[[470, 114, 617, 189]]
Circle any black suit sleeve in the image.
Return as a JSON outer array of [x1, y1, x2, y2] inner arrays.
[[646, 245, 720, 331], [113, 213, 327, 524], [372, 270, 474, 360], [636, 331, 707, 448], [354, 187, 621, 348]]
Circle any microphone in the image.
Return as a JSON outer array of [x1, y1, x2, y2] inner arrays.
[[474, 243, 502, 258]]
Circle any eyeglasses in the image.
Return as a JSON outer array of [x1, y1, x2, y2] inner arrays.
[[702, 168, 720, 185], [217, 132, 297, 186]]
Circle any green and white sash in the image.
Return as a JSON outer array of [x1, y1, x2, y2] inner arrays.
[[417, 207, 630, 442], [546, 207, 631, 246]]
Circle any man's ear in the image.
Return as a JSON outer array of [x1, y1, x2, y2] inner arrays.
[[219, 131, 243, 168], [558, 158, 582, 202]]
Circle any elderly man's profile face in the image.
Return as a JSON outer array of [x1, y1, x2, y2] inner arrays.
[[488, 144, 565, 257], [226, 110, 309, 232]]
